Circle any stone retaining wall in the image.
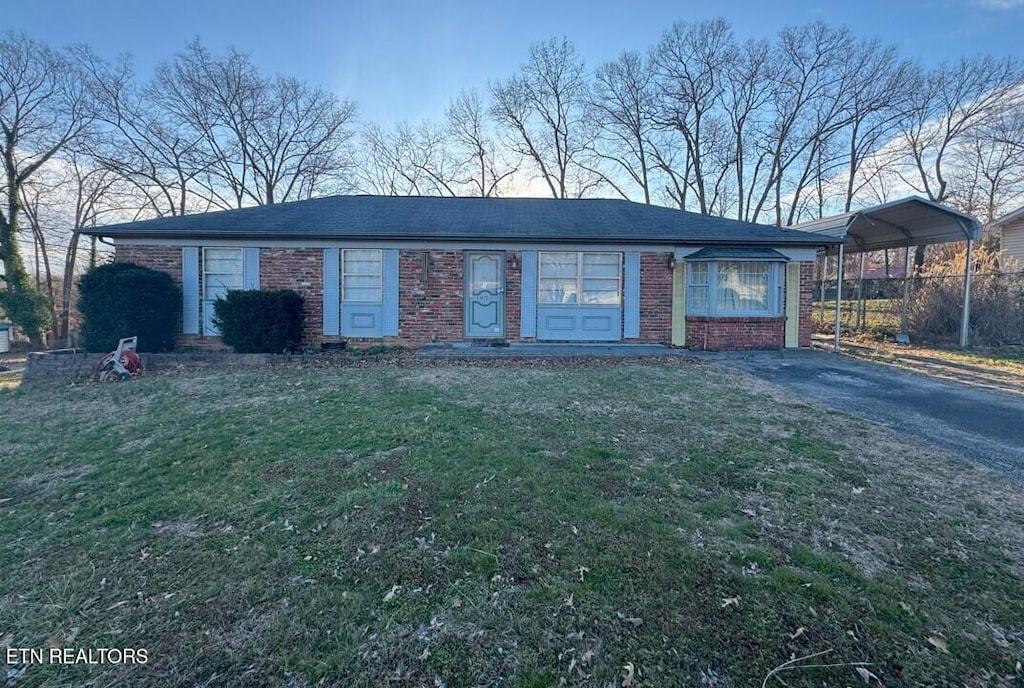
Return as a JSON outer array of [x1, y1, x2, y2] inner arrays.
[[23, 351, 281, 382]]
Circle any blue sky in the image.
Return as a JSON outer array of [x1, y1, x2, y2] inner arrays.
[[4, 0, 1024, 126]]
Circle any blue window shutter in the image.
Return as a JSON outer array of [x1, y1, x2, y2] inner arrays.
[[624, 252, 640, 339], [243, 248, 260, 289], [323, 249, 340, 336], [182, 247, 199, 334], [520, 251, 537, 338], [383, 249, 399, 336]]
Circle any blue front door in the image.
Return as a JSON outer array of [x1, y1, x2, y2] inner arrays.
[[465, 252, 505, 338]]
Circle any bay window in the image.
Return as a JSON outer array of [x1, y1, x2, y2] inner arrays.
[[686, 260, 783, 316]]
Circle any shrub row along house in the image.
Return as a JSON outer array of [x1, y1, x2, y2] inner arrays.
[[83, 196, 839, 351]]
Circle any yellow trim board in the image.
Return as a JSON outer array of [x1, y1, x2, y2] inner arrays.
[[785, 262, 801, 348], [672, 264, 686, 346]]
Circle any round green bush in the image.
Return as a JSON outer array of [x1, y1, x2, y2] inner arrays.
[[78, 262, 180, 353], [212, 289, 304, 354]]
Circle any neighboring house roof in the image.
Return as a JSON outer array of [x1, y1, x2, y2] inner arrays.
[[791, 196, 982, 254], [83, 195, 839, 247], [990, 206, 1024, 229]]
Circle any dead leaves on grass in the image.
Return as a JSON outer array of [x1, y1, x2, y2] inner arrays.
[[927, 634, 949, 653], [621, 661, 636, 686]]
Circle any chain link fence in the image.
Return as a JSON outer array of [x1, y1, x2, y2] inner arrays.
[[812, 271, 1024, 346]]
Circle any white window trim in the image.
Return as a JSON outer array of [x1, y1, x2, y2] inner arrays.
[[686, 260, 784, 317], [341, 248, 384, 304], [202, 247, 244, 336], [537, 251, 622, 306]]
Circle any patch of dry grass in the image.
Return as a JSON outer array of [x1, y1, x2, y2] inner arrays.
[[0, 362, 1021, 686]]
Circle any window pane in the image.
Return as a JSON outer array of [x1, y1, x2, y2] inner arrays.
[[581, 278, 620, 304], [342, 249, 382, 302], [344, 250, 382, 275], [689, 262, 709, 286], [688, 285, 708, 312], [205, 248, 242, 272], [582, 253, 620, 278], [538, 277, 578, 304], [345, 249, 380, 263], [539, 253, 578, 278], [344, 287, 382, 302], [205, 284, 232, 301], [716, 261, 769, 312], [344, 275, 379, 290]]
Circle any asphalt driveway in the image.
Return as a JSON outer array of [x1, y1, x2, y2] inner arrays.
[[723, 349, 1024, 481]]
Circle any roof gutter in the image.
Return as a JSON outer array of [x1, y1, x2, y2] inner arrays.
[[82, 231, 842, 247]]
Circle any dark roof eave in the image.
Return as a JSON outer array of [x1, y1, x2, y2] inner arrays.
[[85, 229, 839, 247]]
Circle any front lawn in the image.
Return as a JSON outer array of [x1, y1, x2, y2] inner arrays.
[[1, 361, 1022, 686]]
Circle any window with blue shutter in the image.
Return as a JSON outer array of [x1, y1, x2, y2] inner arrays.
[[340, 249, 384, 337]]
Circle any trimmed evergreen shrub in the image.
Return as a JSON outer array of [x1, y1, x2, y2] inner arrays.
[[78, 263, 180, 353], [213, 289, 304, 354]]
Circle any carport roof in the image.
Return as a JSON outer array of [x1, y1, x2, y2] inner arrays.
[[790, 196, 982, 254]]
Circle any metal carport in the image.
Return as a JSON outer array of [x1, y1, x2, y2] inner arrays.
[[791, 197, 983, 350]]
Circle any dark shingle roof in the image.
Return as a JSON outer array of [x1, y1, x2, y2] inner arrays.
[[685, 248, 789, 261], [84, 195, 839, 247]]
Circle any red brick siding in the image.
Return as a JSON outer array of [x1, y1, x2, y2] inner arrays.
[[799, 262, 814, 347], [116, 244, 818, 351], [114, 245, 182, 283], [398, 250, 464, 344], [685, 317, 785, 350], [638, 252, 673, 342], [504, 252, 522, 340], [259, 249, 324, 347]]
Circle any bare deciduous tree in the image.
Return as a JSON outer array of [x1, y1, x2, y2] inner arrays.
[[589, 52, 657, 203], [0, 33, 94, 342], [490, 37, 601, 198], [898, 55, 1023, 265], [152, 40, 358, 208], [446, 90, 517, 197], [77, 49, 213, 217], [652, 19, 735, 215], [899, 56, 1023, 205]]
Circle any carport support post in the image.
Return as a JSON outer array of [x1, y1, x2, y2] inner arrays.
[[900, 244, 912, 333], [834, 243, 845, 352], [857, 252, 866, 331], [960, 238, 974, 348], [819, 254, 828, 325]]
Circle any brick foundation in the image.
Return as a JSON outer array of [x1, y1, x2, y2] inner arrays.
[[685, 317, 785, 351]]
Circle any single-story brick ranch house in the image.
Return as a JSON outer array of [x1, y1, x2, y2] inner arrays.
[[84, 195, 840, 351]]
